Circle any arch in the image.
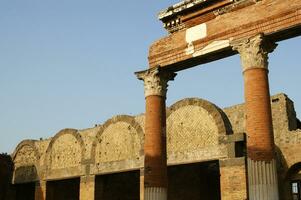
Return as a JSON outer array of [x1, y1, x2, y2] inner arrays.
[[12, 140, 40, 183], [91, 115, 143, 164], [45, 128, 85, 170], [166, 98, 233, 154], [286, 162, 301, 181], [12, 140, 40, 162]]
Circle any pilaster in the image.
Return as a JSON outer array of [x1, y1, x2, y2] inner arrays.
[[80, 175, 95, 200], [35, 181, 46, 200]]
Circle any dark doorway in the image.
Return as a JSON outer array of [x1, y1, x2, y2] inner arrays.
[[95, 170, 139, 200], [15, 182, 35, 200], [46, 178, 80, 200], [168, 160, 221, 200]]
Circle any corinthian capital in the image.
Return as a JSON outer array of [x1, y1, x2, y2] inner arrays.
[[231, 34, 277, 72], [135, 67, 177, 98]]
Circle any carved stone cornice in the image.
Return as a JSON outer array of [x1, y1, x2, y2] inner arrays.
[[231, 34, 277, 72], [135, 67, 177, 98]]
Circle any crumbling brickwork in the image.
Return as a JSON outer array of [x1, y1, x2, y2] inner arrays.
[[8, 93, 301, 200]]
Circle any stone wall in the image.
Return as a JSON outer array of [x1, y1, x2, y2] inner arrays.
[[9, 93, 301, 200], [12, 97, 232, 184]]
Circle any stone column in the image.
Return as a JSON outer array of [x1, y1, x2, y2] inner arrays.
[[232, 34, 279, 200], [135, 67, 176, 200], [35, 181, 46, 200], [80, 175, 95, 200]]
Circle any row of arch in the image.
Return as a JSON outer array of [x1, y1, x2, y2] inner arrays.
[[12, 98, 233, 182]]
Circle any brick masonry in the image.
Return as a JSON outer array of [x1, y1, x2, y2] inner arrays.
[[6, 93, 301, 200], [148, 0, 301, 69]]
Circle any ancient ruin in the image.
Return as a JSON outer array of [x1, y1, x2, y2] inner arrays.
[[2, 0, 301, 199]]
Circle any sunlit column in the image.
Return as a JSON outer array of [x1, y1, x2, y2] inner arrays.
[[135, 67, 176, 200], [232, 34, 279, 200]]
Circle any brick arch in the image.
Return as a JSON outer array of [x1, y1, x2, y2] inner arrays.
[[286, 162, 301, 180], [91, 115, 143, 165], [13, 140, 40, 161], [166, 98, 232, 156], [12, 140, 40, 183], [45, 128, 85, 171]]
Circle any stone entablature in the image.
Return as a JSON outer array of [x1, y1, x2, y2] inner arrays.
[[11, 93, 301, 189]]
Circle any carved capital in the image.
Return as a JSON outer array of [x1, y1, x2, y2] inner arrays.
[[232, 34, 277, 72], [135, 67, 176, 98]]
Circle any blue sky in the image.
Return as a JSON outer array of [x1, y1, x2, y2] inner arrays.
[[0, 0, 300, 153]]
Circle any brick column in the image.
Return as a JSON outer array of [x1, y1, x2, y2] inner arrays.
[[80, 175, 95, 200], [35, 181, 46, 200], [232, 34, 279, 200], [135, 67, 176, 200]]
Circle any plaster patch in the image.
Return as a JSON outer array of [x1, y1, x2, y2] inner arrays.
[[185, 42, 195, 55], [185, 23, 207, 43], [193, 40, 230, 57]]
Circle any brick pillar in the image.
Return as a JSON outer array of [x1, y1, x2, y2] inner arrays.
[[232, 34, 279, 200], [80, 175, 95, 200], [135, 67, 176, 200], [35, 181, 46, 200]]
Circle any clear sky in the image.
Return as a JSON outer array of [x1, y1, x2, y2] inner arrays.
[[0, 0, 300, 154]]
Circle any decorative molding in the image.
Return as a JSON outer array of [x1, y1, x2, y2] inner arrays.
[[231, 34, 277, 72], [135, 67, 176, 98]]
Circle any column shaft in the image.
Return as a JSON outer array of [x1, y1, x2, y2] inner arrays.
[[232, 34, 279, 200], [135, 67, 176, 200], [244, 68, 274, 160], [144, 95, 167, 187]]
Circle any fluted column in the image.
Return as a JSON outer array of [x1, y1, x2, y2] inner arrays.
[[232, 34, 279, 200], [135, 67, 176, 200]]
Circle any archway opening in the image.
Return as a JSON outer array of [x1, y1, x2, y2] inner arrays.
[[46, 178, 80, 200], [281, 162, 301, 200], [95, 170, 139, 200], [15, 182, 35, 200], [168, 160, 221, 200]]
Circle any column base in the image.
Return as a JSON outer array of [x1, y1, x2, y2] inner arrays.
[[248, 158, 279, 200], [144, 187, 167, 200]]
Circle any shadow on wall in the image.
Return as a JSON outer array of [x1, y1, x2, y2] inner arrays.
[[14, 165, 38, 183], [0, 153, 14, 200], [13, 166, 39, 200]]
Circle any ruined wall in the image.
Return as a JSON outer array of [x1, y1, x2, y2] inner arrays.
[[12, 97, 232, 183], [10, 93, 301, 200], [12, 140, 39, 184]]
